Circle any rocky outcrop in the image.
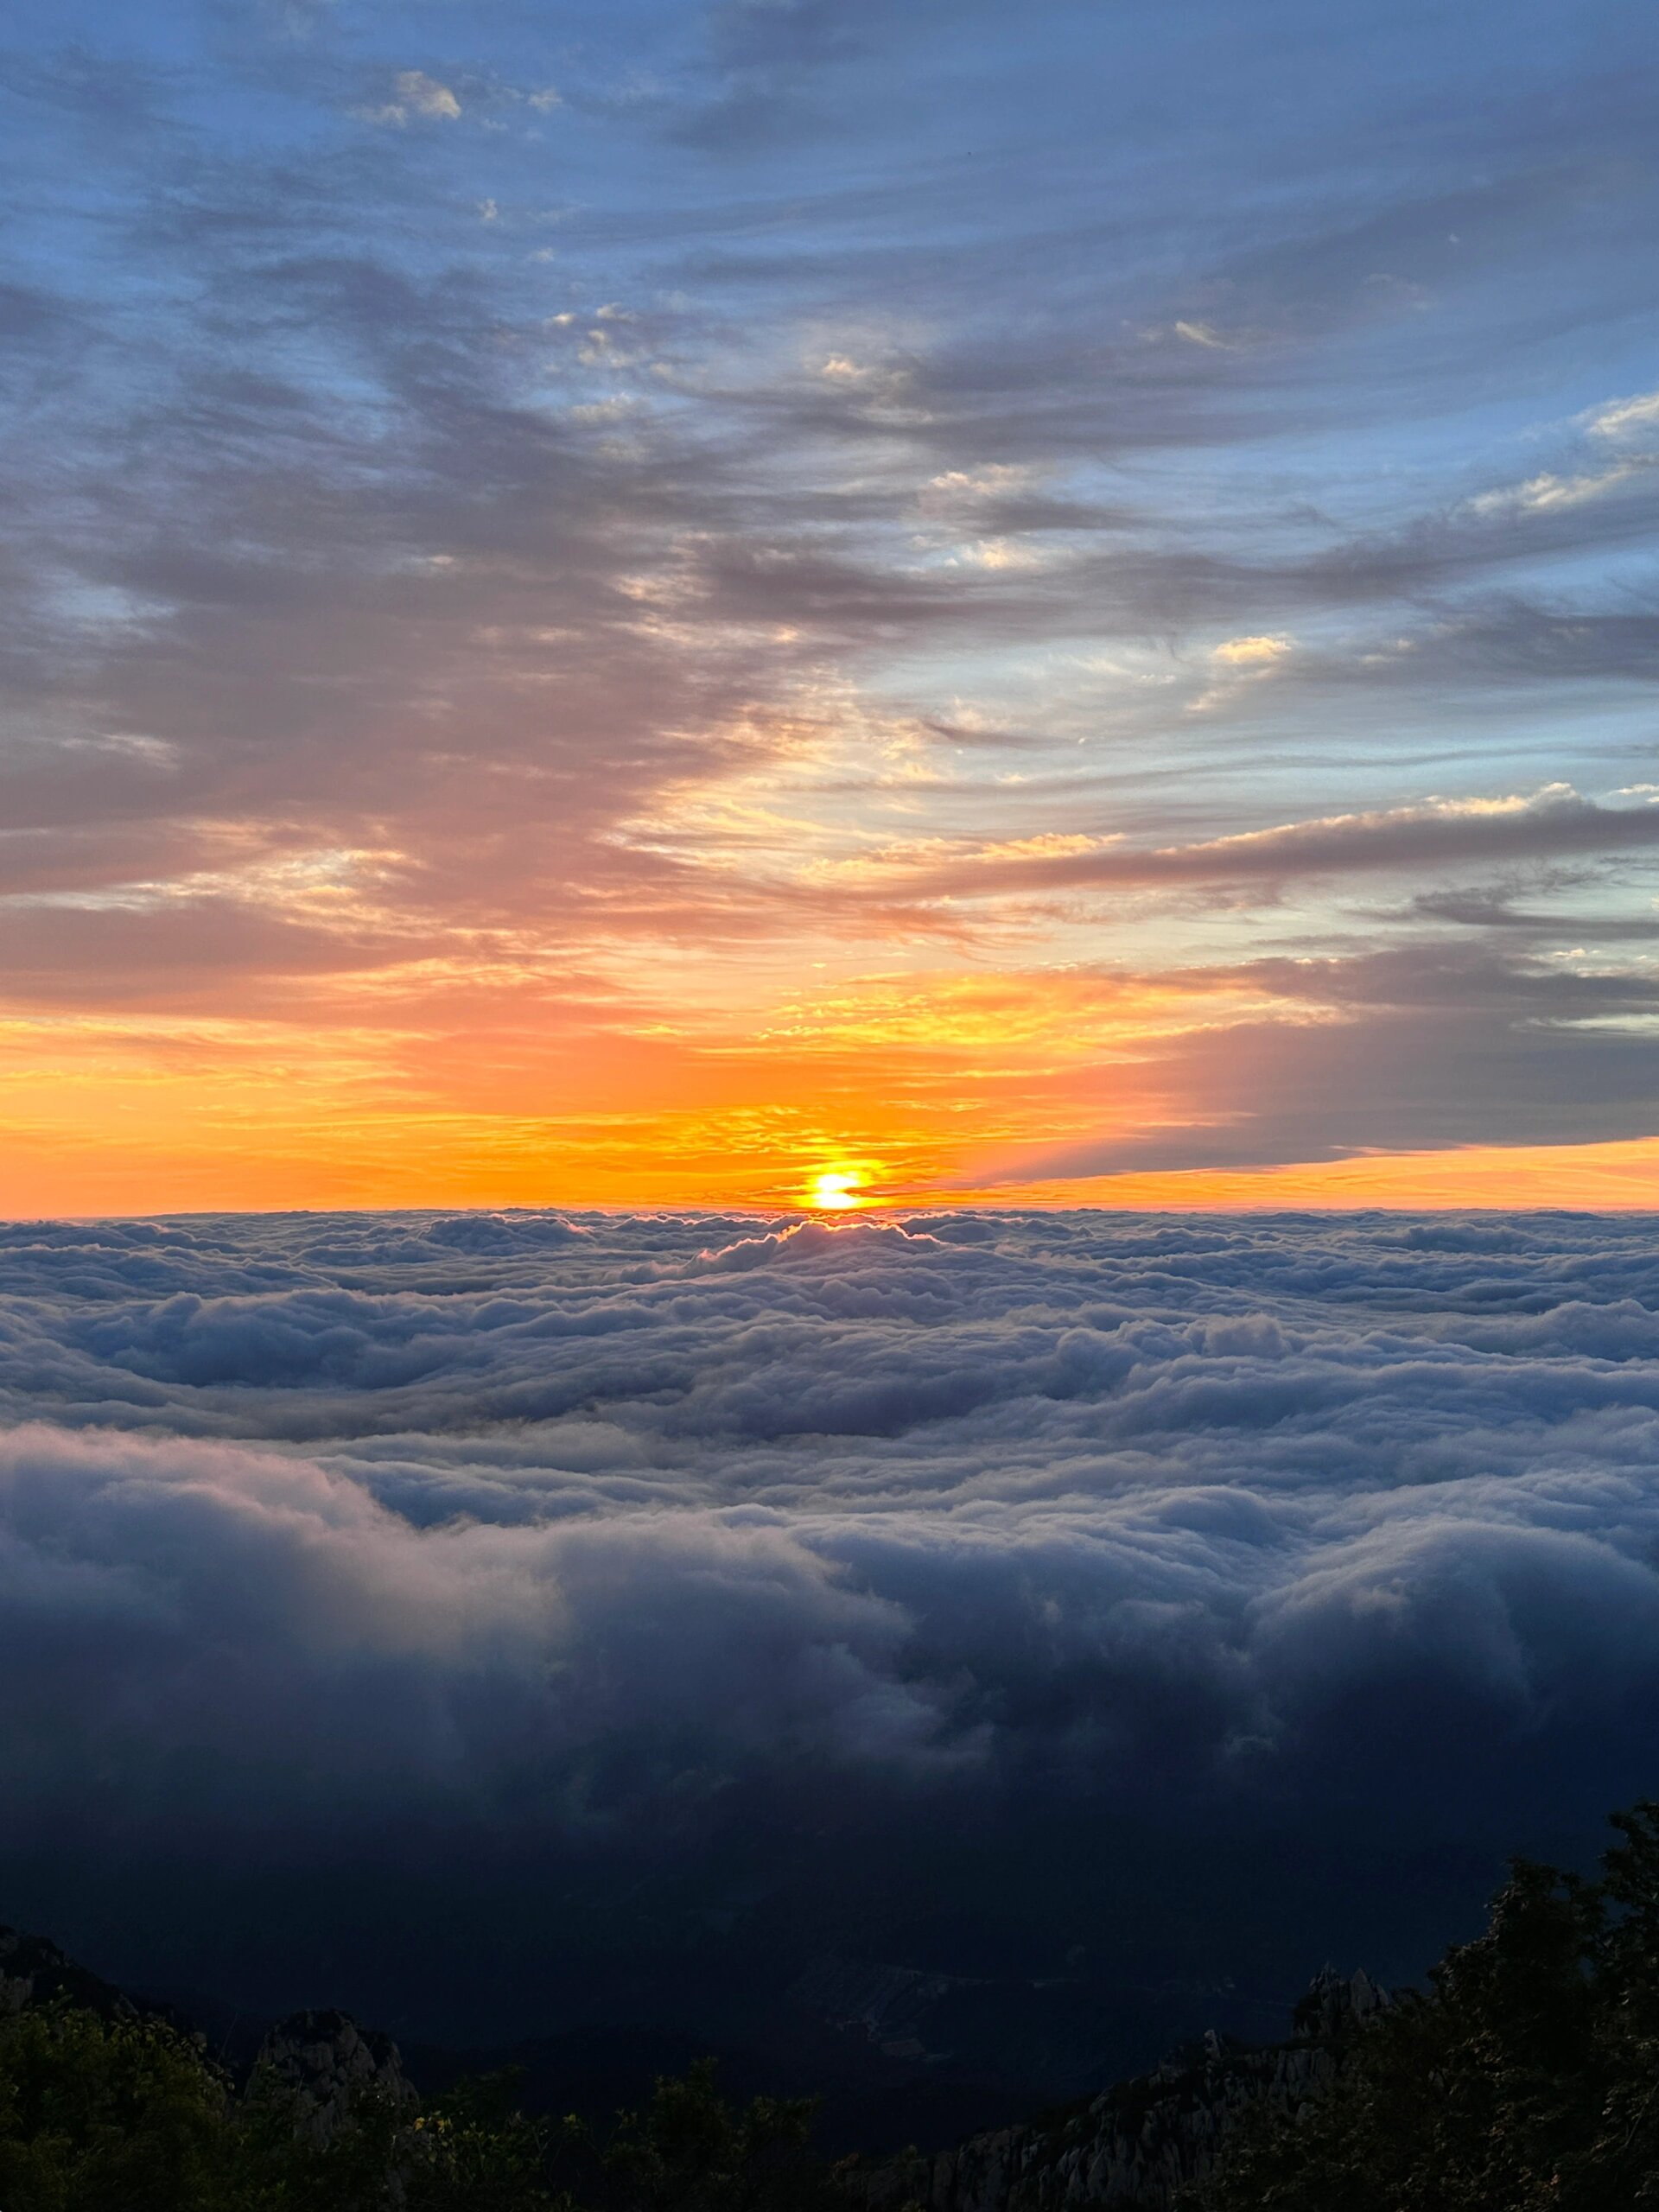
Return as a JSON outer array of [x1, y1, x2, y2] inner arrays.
[[0, 1924, 148, 2022], [861, 1968, 1389, 2212], [246, 2007, 418, 2150], [2, 1923, 418, 2154]]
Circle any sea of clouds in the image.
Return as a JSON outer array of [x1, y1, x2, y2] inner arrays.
[[4, 1207, 1659, 2052]]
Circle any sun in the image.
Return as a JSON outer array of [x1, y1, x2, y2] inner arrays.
[[804, 1166, 867, 1211]]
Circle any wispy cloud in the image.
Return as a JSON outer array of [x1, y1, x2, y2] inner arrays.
[[3, 0, 1658, 1206], [839, 787, 1659, 905]]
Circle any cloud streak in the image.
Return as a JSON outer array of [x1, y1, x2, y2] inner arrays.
[[845, 786, 1659, 902], [4, 0, 1659, 1204]]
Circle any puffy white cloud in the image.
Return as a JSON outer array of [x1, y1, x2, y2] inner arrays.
[[1210, 632, 1292, 666], [367, 69, 462, 124]]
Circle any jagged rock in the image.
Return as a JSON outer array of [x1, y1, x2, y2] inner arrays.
[[0, 1925, 141, 2022], [1291, 1964, 1387, 2043], [860, 1968, 1389, 2212], [247, 2006, 418, 2151]]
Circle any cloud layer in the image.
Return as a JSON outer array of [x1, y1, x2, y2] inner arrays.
[[6, 1209, 1659, 2050]]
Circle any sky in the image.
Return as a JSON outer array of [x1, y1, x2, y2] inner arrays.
[[5, 0, 1659, 1213], [7, 1206, 1659, 2090]]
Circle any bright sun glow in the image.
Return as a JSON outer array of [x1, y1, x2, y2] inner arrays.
[[805, 1167, 867, 1211]]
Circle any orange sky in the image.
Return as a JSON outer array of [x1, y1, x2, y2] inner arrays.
[[3, 753, 1656, 1217], [10, 3, 1659, 1220], [5, 955, 1656, 1217]]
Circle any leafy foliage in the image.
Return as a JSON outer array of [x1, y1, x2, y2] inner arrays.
[[1191, 1803, 1659, 2211], [551, 2057, 852, 2212], [15, 1805, 1659, 2211], [404, 2068, 560, 2210], [0, 2002, 241, 2212], [0, 2005, 848, 2212]]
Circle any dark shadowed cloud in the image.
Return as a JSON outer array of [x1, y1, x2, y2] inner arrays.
[[4, 1210, 1659, 2054]]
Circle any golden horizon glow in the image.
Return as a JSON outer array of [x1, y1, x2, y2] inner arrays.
[[3, 1010, 1658, 1219], [1, 949, 1656, 1217]]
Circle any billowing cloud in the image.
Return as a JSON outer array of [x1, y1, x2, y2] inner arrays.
[[5, 1210, 1659, 2056]]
